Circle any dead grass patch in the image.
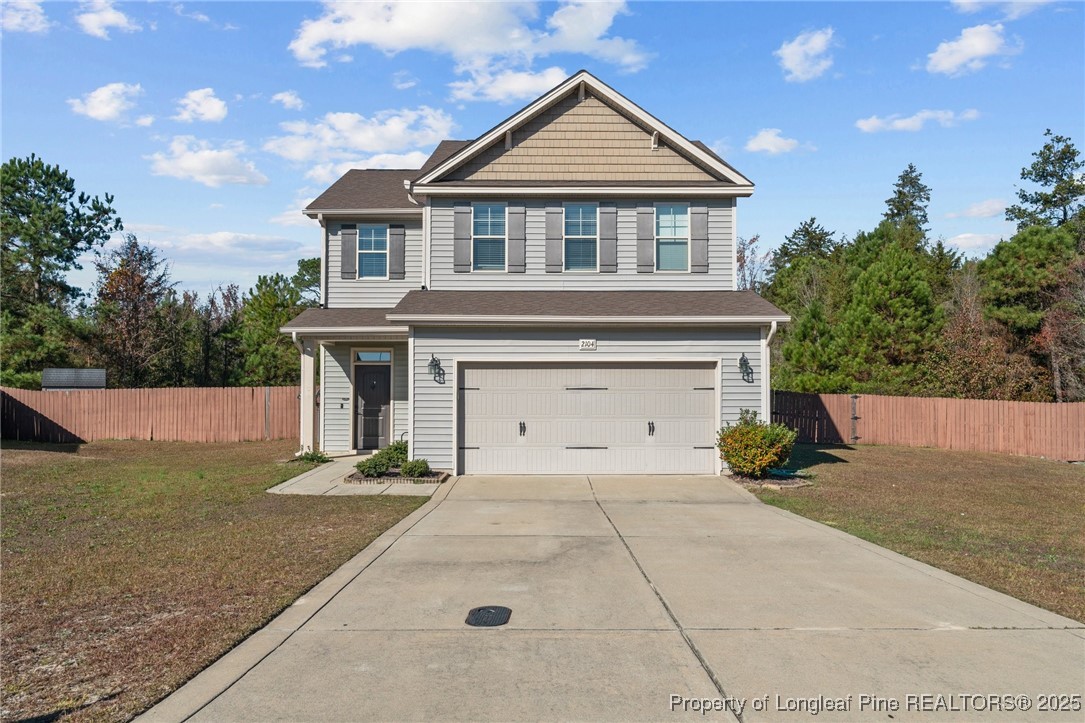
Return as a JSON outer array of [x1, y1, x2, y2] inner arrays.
[[1, 439, 425, 722], [753, 444, 1085, 623]]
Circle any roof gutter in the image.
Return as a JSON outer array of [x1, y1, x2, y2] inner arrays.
[[411, 185, 754, 198], [384, 314, 790, 326]]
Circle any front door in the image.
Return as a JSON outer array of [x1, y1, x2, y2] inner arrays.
[[355, 365, 391, 450]]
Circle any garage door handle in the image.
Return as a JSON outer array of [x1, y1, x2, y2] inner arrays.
[[519, 421, 526, 437], [648, 421, 655, 436]]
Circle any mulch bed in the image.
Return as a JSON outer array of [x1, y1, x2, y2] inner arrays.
[[343, 470, 451, 485]]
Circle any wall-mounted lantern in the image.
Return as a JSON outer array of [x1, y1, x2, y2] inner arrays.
[[428, 354, 446, 384], [738, 353, 754, 383]]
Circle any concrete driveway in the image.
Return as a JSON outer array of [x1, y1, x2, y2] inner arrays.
[[143, 476, 1084, 722]]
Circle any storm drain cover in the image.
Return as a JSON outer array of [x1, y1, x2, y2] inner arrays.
[[465, 605, 512, 627]]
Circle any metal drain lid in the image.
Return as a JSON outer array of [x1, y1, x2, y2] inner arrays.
[[465, 605, 512, 627]]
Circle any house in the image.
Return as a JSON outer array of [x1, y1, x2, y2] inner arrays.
[[41, 368, 107, 391], [281, 70, 788, 475]]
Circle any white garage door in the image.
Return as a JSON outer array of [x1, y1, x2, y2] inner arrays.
[[459, 362, 718, 474]]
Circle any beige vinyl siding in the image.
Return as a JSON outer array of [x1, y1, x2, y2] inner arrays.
[[430, 199, 734, 290], [411, 327, 763, 470], [321, 341, 409, 452], [447, 94, 719, 183], [325, 220, 422, 309]]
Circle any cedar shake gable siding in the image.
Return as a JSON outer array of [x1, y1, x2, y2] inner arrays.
[[444, 93, 722, 184]]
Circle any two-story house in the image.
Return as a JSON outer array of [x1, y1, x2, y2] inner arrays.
[[281, 70, 788, 475]]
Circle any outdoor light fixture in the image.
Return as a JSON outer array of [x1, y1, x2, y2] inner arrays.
[[738, 353, 754, 383], [428, 354, 445, 384]]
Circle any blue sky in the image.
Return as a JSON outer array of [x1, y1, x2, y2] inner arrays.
[[2, 1, 1083, 296]]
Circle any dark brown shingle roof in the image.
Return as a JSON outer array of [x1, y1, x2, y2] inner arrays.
[[281, 307, 403, 331], [388, 290, 787, 320]]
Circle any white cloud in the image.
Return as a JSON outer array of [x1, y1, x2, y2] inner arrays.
[[264, 106, 454, 164], [304, 152, 431, 185], [147, 136, 268, 187], [392, 70, 418, 90], [172, 3, 209, 23], [855, 108, 980, 132], [67, 82, 142, 122], [288, 1, 648, 102], [927, 23, 1019, 76], [135, 114, 155, 127], [270, 191, 320, 227], [450, 66, 569, 103], [2, 1, 51, 33], [744, 128, 808, 155], [173, 88, 228, 122], [951, 1, 1051, 20], [947, 198, 1006, 218], [75, 0, 140, 39], [774, 27, 835, 82], [271, 90, 304, 110], [947, 232, 1001, 251]]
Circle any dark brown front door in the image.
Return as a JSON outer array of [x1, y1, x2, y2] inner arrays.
[[355, 365, 391, 450]]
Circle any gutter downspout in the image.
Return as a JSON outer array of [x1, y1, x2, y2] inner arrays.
[[763, 320, 777, 425], [403, 179, 420, 206]]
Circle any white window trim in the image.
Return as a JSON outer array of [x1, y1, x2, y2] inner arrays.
[[356, 224, 390, 281], [350, 346, 395, 452], [654, 201, 691, 273], [562, 202, 600, 273], [471, 201, 508, 273]]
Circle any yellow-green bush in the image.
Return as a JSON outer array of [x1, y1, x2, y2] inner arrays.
[[718, 409, 797, 478]]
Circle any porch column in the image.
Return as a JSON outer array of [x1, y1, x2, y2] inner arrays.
[[299, 338, 316, 452]]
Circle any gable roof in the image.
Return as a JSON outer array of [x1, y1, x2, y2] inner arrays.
[[413, 70, 753, 190], [306, 169, 417, 212]]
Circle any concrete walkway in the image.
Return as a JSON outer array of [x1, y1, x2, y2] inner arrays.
[[143, 476, 1084, 722], [267, 455, 439, 496]]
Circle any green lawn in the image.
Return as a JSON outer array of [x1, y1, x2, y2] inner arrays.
[[1, 439, 426, 722], [752, 444, 1085, 623]]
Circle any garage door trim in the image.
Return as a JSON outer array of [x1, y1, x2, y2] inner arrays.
[[452, 356, 723, 475]]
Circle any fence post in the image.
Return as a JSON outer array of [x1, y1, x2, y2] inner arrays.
[[264, 386, 271, 440], [850, 394, 860, 444]]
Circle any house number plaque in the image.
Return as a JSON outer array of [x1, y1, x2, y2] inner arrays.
[[579, 339, 597, 351]]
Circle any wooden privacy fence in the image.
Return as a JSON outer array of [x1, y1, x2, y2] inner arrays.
[[1, 386, 300, 444], [772, 391, 1085, 462]]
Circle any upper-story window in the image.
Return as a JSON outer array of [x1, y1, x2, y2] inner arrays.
[[656, 203, 689, 272], [357, 225, 388, 278], [564, 203, 598, 271], [472, 203, 506, 271]]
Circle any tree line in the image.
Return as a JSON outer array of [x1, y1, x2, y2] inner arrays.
[[1, 155, 311, 389], [745, 130, 1084, 403], [3, 130, 1083, 401]]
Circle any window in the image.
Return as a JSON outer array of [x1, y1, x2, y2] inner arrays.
[[564, 203, 598, 271], [357, 225, 388, 278], [472, 203, 506, 271], [656, 204, 689, 271], [356, 351, 390, 363]]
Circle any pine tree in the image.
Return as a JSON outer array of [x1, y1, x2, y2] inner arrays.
[[768, 217, 837, 280], [237, 274, 302, 386], [883, 163, 931, 234], [1005, 129, 1085, 230], [776, 299, 846, 392]]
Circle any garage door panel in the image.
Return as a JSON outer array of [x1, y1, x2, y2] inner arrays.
[[460, 363, 718, 475]]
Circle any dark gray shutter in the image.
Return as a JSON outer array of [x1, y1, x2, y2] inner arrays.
[[340, 227, 357, 279], [453, 202, 471, 273], [388, 224, 406, 280], [545, 202, 563, 273], [690, 204, 708, 273], [507, 203, 526, 273], [636, 203, 655, 273], [598, 203, 617, 273]]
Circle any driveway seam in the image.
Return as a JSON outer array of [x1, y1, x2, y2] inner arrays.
[[586, 475, 743, 723], [176, 476, 462, 722]]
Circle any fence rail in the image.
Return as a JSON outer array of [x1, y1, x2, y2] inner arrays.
[[1, 386, 300, 444], [772, 391, 1085, 462]]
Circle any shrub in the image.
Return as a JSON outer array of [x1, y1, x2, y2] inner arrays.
[[400, 458, 431, 478], [379, 440, 409, 467], [295, 450, 331, 464], [718, 409, 797, 479], [355, 455, 390, 478]]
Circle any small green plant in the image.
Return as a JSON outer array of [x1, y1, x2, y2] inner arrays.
[[718, 409, 798, 479], [400, 458, 430, 478], [295, 450, 331, 464], [383, 440, 409, 466], [355, 456, 390, 478]]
